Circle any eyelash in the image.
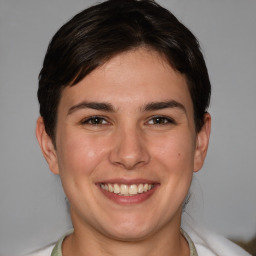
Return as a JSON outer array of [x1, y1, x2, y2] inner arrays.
[[80, 115, 175, 126], [146, 115, 176, 125], [80, 116, 109, 125]]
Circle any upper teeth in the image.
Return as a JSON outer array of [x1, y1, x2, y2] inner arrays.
[[100, 183, 153, 196]]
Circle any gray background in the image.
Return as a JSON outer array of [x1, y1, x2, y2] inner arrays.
[[0, 0, 255, 255]]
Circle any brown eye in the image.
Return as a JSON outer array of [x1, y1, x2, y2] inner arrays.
[[148, 116, 175, 125], [81, 116, 108, 125]]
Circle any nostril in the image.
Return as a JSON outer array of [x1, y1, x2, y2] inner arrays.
[[112, 159, 148, 170]]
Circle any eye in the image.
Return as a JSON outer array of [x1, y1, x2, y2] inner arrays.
[[147, 116, 175, 125], [81, 116, 108, 125]]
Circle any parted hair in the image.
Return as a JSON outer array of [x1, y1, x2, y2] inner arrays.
[[38, 0, 211, 142]]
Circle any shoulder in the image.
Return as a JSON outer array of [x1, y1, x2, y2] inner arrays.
[[24, 230, 73, 256], [182, 217, 251, 256], [24, 244, 55, 256]]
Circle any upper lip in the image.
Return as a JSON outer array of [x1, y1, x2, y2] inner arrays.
[[96, 178, 159, 185]]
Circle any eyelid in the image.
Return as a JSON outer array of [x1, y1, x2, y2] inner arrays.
[[146, 115, 176, 125], [80, 115, 110, 125], [79, 115, 176, 126]]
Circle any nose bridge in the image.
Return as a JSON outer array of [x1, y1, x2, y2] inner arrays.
[[110, 121, 149, 169]]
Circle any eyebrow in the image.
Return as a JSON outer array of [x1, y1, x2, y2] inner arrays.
[[67, 100, 186, 115], [143, 100, 186, 113], [68, 101, 115, 115]]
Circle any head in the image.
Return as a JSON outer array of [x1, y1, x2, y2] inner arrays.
[[38, 0, 211, 144], [36, 0, 211, 244]]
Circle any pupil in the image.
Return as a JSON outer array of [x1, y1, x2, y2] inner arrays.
[[155, 117, 161, 124], [93, 118, 100, 124]]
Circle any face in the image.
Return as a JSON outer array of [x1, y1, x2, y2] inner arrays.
[[37, 48, 210, 241]]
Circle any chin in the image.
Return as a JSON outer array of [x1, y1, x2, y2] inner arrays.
[[107, 228, 152, 242], [101, 216, 156, 241]]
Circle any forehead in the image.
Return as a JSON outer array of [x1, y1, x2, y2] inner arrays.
[[59, 48, 193, 114]]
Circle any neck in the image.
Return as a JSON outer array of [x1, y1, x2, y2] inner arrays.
[[62, 216, 189, 256]]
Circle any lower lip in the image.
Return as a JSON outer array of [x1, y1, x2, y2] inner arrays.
[[98, 185, 158, 205]]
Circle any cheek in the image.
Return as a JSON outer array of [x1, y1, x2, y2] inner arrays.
[[151, 131, 195, 170], [56, 129, 108, 178]]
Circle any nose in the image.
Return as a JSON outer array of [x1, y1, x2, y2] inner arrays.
[[109, 125, 150, 170]]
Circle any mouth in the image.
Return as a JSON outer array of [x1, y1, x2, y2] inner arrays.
[[100, 183, 154, 196], [97, 180, 158, 204]]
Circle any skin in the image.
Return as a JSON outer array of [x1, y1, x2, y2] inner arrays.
[[36, 47, 211, 256]]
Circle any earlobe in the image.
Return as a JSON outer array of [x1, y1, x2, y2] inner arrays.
[[194, 113, 211, 172], [35, 117, 60, 175]]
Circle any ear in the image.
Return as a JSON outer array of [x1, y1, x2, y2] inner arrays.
[[36, 117, 59, 175], [194, 113, 211, 172]]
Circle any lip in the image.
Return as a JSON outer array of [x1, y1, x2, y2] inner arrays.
[[96, 178, 159, 205], [97, 178, 157, 185]]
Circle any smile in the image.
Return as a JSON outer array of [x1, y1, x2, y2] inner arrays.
[[100, 183, 154, 196]]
